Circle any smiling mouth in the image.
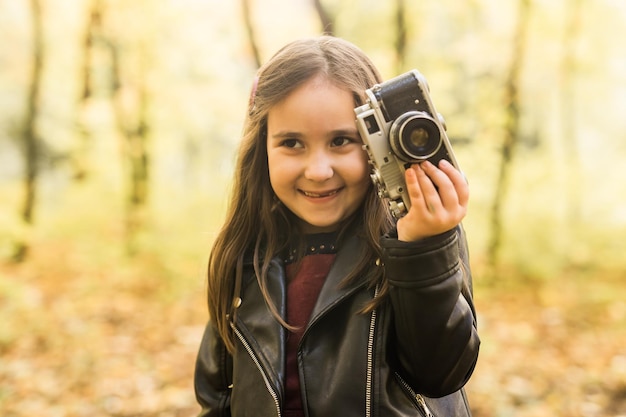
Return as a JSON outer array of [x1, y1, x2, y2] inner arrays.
[[300, 188, 341, 198]]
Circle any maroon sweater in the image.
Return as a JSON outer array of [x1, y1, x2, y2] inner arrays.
[[284, 250, 336, 417]]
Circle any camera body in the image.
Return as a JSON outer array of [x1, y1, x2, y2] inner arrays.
[[355, 69, 459, 219]]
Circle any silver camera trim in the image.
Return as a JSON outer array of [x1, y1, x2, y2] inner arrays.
[[390, 110, 442, 161], [354, 70, 459, 219]]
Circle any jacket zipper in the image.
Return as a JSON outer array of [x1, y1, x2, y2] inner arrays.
[[367, 308, 435, 417], [365, 285, 381, 417], [395, 372, 435, 417], [416, 394, 435, 417], [365, 306, 377, 417], [231, 324, 282, 417]]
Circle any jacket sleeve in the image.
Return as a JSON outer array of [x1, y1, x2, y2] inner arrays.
[[381, 225, 480, 398], [194, 321, 233, 417]]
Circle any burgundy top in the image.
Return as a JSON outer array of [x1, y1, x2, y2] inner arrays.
[[283, 234, 337, 417]]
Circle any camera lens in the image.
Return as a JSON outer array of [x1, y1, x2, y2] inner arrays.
[[408, 127, 429, 148], [389, 111, 442, 161]]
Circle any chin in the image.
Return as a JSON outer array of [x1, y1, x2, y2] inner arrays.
[[301, 220, 340, 234]]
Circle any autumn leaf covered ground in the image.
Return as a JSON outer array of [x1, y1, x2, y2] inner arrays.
[[1, 235, 625, 417], [468, 267, 626, 417]]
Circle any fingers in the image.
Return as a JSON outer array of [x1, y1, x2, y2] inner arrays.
[[409, 160, 464, 208], [404, 164, 426, 208], [426, 159, 469, 209], [399, 159, 469, 241], [409, 163, 442, 213]]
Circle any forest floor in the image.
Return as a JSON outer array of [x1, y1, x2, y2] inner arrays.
[[467, 266, 626, 417], [1, 240, 625, 417]]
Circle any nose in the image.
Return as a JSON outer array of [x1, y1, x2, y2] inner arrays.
[[304, 150, 334, 182]]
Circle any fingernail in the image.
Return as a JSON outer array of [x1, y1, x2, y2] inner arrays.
[[439, 159, 451, 168]]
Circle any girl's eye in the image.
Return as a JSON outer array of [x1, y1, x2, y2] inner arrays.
[[331, 136, 353, 147], [281, 138, 303, 148]]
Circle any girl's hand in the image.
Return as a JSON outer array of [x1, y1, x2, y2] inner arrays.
[[396, 159, 469, 242]]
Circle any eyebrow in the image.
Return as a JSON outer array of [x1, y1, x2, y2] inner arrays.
[[270, 128, 360, 140], [270, 130, 302, 140]]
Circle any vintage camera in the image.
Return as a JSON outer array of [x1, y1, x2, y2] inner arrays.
[[354, 69, 460, 219]]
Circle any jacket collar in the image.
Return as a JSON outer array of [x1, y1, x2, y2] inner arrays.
[[308, 232, 369, 325], [239, 231, 369, 325], [232, 232, 370, 396]]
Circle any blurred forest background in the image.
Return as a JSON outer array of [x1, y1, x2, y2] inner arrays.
[[1, 0, 625, 416]]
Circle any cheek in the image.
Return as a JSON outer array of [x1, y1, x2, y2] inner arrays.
[[341, 153, 371, 199], [267, 152, 296, 191], [266, 154, 281, 191], [351, 153, 371, 186]]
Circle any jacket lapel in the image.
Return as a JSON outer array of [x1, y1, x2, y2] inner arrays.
[[234, 234, 369, 378], [308, 233, 369, 326], [235, 257, 287, 394]]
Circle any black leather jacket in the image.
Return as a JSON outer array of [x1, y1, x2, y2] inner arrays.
[[194, 226, 480, 416]]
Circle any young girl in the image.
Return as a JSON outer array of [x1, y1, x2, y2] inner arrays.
[[194, 36, 479, 417]]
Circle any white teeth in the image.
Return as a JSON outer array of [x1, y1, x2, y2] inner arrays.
[[302, 189, 338, 198]]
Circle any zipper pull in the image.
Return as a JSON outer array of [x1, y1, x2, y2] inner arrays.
[[416, 394, 435, 417]]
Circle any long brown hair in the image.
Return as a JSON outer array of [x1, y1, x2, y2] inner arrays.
[[207, 36, 394, 352]]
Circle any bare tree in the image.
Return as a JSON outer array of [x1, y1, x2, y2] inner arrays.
[[105, 38, 151, 254], [312, 0, 334, 35], [394, 0, 408, 73], [560, 0, 583, 228], [80, 0, 102, 104], [13, 0, 44, 262], [241, 0, 262, 68], [487, 0, 532, 272], [71, 0, 103, 181]]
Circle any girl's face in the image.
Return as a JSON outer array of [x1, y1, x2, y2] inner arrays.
[[266, 75, 370, 233]]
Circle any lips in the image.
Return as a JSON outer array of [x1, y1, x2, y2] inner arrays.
[[300, 188, 341, 198]]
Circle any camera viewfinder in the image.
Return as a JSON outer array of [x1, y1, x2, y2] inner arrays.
[[364, 115, 380, 134]]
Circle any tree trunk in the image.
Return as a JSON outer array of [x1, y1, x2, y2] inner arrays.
[[72, 0, 103, 181], [394, 0, 407, 74], [312, 0, 334, 36], [560, 0, 583, 229], [13, 0, 44, 262], [106, 39, 151, 255], [487, 0, 531, 273], [241, 0, 262, 68]]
